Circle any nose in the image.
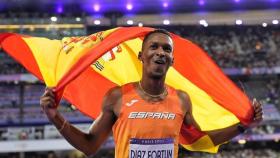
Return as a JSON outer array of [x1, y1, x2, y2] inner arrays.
[[156, 47, 165, 57]]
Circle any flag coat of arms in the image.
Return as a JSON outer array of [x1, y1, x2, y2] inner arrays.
[[0, 27, 253, 153]]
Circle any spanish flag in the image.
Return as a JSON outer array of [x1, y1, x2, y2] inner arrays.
[[0, 27, 253, 153]]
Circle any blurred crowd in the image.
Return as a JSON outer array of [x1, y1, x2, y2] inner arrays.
[[250, 124, 280, 135], [265, 79, 280, 105], [172, 26, 280, 68]]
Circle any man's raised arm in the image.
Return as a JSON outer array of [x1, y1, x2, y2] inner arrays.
[[177, 90, 263, 146], [40, 87, 121, 156]]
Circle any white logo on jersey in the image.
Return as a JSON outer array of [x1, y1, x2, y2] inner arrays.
[[128, 112, 176, 120], [126, 99, 139, 107]]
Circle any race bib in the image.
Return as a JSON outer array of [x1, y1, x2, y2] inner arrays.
[[129, 138, 174, 158]]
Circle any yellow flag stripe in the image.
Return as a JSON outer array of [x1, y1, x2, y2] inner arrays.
[[181, 135, 220, 153], [91, 38, 143, 85], [23, 37, 61, 87]]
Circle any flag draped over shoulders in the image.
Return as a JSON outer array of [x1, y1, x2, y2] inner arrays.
[[0, 27, 253, 153]]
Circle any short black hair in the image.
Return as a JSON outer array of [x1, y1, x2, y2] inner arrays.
[[142, 29, 172, 51]]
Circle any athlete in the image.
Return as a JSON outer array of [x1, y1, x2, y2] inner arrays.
[[40, 29, 263, 158]]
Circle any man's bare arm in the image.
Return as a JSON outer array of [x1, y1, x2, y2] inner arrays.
[[177, 90, 263, 146], [40, 87, 122, 156]]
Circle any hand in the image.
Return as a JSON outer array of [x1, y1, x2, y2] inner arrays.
[[247, 98, 263, 128], [40, 87, 58, 120]]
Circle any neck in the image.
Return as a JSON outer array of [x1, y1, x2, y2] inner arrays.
[[140, 75, 166, 95]]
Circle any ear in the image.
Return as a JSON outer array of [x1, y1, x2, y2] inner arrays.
[[170, 58, 174, 66], [138, 51, 142, 61]]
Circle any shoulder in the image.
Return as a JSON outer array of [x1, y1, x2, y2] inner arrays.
[[167, 86, 189, 101], [102, 83, 134, 113], [104, 86, 122, 101], [175, 90, 191, 103], [102, 86, 122, 111], [175, 89, 191, 113]]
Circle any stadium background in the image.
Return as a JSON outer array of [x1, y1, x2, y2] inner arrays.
[[0, 0, 279, 157]]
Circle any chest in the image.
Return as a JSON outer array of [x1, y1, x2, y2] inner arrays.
[[117, 98, 184, 135]]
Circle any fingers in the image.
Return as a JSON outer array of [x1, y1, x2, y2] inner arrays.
[[43, 87, 55, 98], [40, 87, 56, 109], [254, 110, 263, 120], [252, 98, 263, 122]]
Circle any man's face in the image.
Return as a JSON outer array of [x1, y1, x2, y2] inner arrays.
[[140, 33, 174, 79]]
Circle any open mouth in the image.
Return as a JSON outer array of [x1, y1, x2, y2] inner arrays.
[[154, 59, 166, 65]]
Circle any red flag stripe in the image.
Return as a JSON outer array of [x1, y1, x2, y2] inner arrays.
[[1, 33, 43, 80]]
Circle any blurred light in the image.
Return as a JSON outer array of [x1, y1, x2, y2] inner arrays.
[[235, 19, 242, 25], [126, 3, 133, 10], [272, 20, 279, 25], [199, 19, 208, 27], [262, 22, 267, 27], [29, 26, 35, 31], [57, 6, 63, 13], [255, 42, 261, 50], [50, 16, 58, 22], [199, 19, 207, 25], [94, 20, 101, 25], [199, 0, 205, 5], [163, 2, 169, 8], [163, 19, 170, 25], [93, 4, 100, 12], [238, 139, 246, 144], [127, 20, 134, 25], [138, 23, 143, 27], [76, 17, 81, 22], [275, 138, 279, 142], [234, 0, 240, 3]]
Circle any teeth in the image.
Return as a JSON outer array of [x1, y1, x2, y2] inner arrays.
[[155, 61, 164, 64]]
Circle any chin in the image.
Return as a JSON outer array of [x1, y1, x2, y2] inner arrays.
[[149, 71, 166, 79]]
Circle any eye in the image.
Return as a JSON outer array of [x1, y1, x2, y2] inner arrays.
[[163, 45, 172, 53], [150, 43, 158, 50]]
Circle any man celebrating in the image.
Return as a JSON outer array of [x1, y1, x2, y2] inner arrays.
[[40, 29, 263, 158]]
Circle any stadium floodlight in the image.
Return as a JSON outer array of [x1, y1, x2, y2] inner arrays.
[[199, 19, 207, 25], [76, 17, 81, 22], [272, 20, 279, 25], [127, 20, 134, 25], [238, 139, 246, 144], [199, 0, 205, 5], [163, 2, 169, 8], [57, 6, 63, 13], [93, 4, 100, 12], [50, 16, 58, 22], [94, 20, 101, 25], [126, 3, 133, 10], [163, 19, 170, 25], [262, 22, 267, 27], [138, 23, 143, 27], [199, 19, 208, 27], [235, 19, 242, 25]]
